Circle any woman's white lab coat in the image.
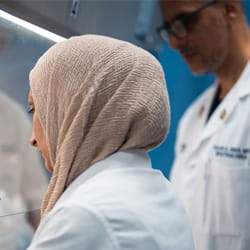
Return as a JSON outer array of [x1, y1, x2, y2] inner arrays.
[[171, 62, 250, 250], [28, 149, 195, 250]]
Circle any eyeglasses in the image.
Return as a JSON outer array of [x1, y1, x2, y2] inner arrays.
[[157, 0, 217, 44]]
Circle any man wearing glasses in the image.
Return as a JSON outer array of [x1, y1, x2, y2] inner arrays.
[[159, 1, 250, 250]]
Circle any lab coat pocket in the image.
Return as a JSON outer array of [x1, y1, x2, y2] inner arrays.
[[204, 160, 250, 237]]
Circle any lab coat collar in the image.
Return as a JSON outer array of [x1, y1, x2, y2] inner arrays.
[[237, 60, 250, 99], [55, 149, 151, 208], [197, 60, 250, 146]]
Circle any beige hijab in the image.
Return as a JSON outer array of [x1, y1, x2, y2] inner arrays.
[[29, 35, 170, 217]]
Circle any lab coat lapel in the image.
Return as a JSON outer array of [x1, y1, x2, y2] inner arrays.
[[183, 85, 217, 159], [200, 61, 250, 143]]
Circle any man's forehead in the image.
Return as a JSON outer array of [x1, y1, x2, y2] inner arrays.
[[160, 0, 212, 3], [160, 0, 204, 9], [160, 0, 203, 20], [160, 0, 209, 10]]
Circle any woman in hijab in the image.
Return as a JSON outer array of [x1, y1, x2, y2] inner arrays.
[[27, 35, 194, 250]]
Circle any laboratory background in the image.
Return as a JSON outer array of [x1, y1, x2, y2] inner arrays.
[[0, 0, 249, 178], [0, 1, 249, 249]]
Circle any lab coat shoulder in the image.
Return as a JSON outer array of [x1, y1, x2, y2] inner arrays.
[[69, 168, 195, 250], [170, 84, 215, 186], [0, 91, 47, 209], [176, 84, 215, 144], [0, 91, 34, 149], [29, 151, 195, 250], [28, 203, 117, 250]]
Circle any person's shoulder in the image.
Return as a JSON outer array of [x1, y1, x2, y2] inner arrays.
[[0, 91, 26, 113], [0, 91, 30, 124], [0, 91, 21, 108], [47, 202, 104, 226], [30, 203, 118, 249]]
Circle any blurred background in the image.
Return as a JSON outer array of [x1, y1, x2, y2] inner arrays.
[[0, 1, 250, 248]]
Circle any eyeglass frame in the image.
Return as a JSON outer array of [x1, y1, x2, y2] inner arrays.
[[157, 0, 217, 43]]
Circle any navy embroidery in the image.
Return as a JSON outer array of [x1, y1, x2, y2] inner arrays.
[[213, 146, 250, 160]]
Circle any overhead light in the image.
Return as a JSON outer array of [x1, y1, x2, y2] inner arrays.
[[0, 9, 66, 43]]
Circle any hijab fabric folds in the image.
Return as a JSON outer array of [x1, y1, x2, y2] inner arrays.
[[29, 35, 170, 217]]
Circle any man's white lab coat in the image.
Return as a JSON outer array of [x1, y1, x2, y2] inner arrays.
[[171, 61, 250, 250]]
